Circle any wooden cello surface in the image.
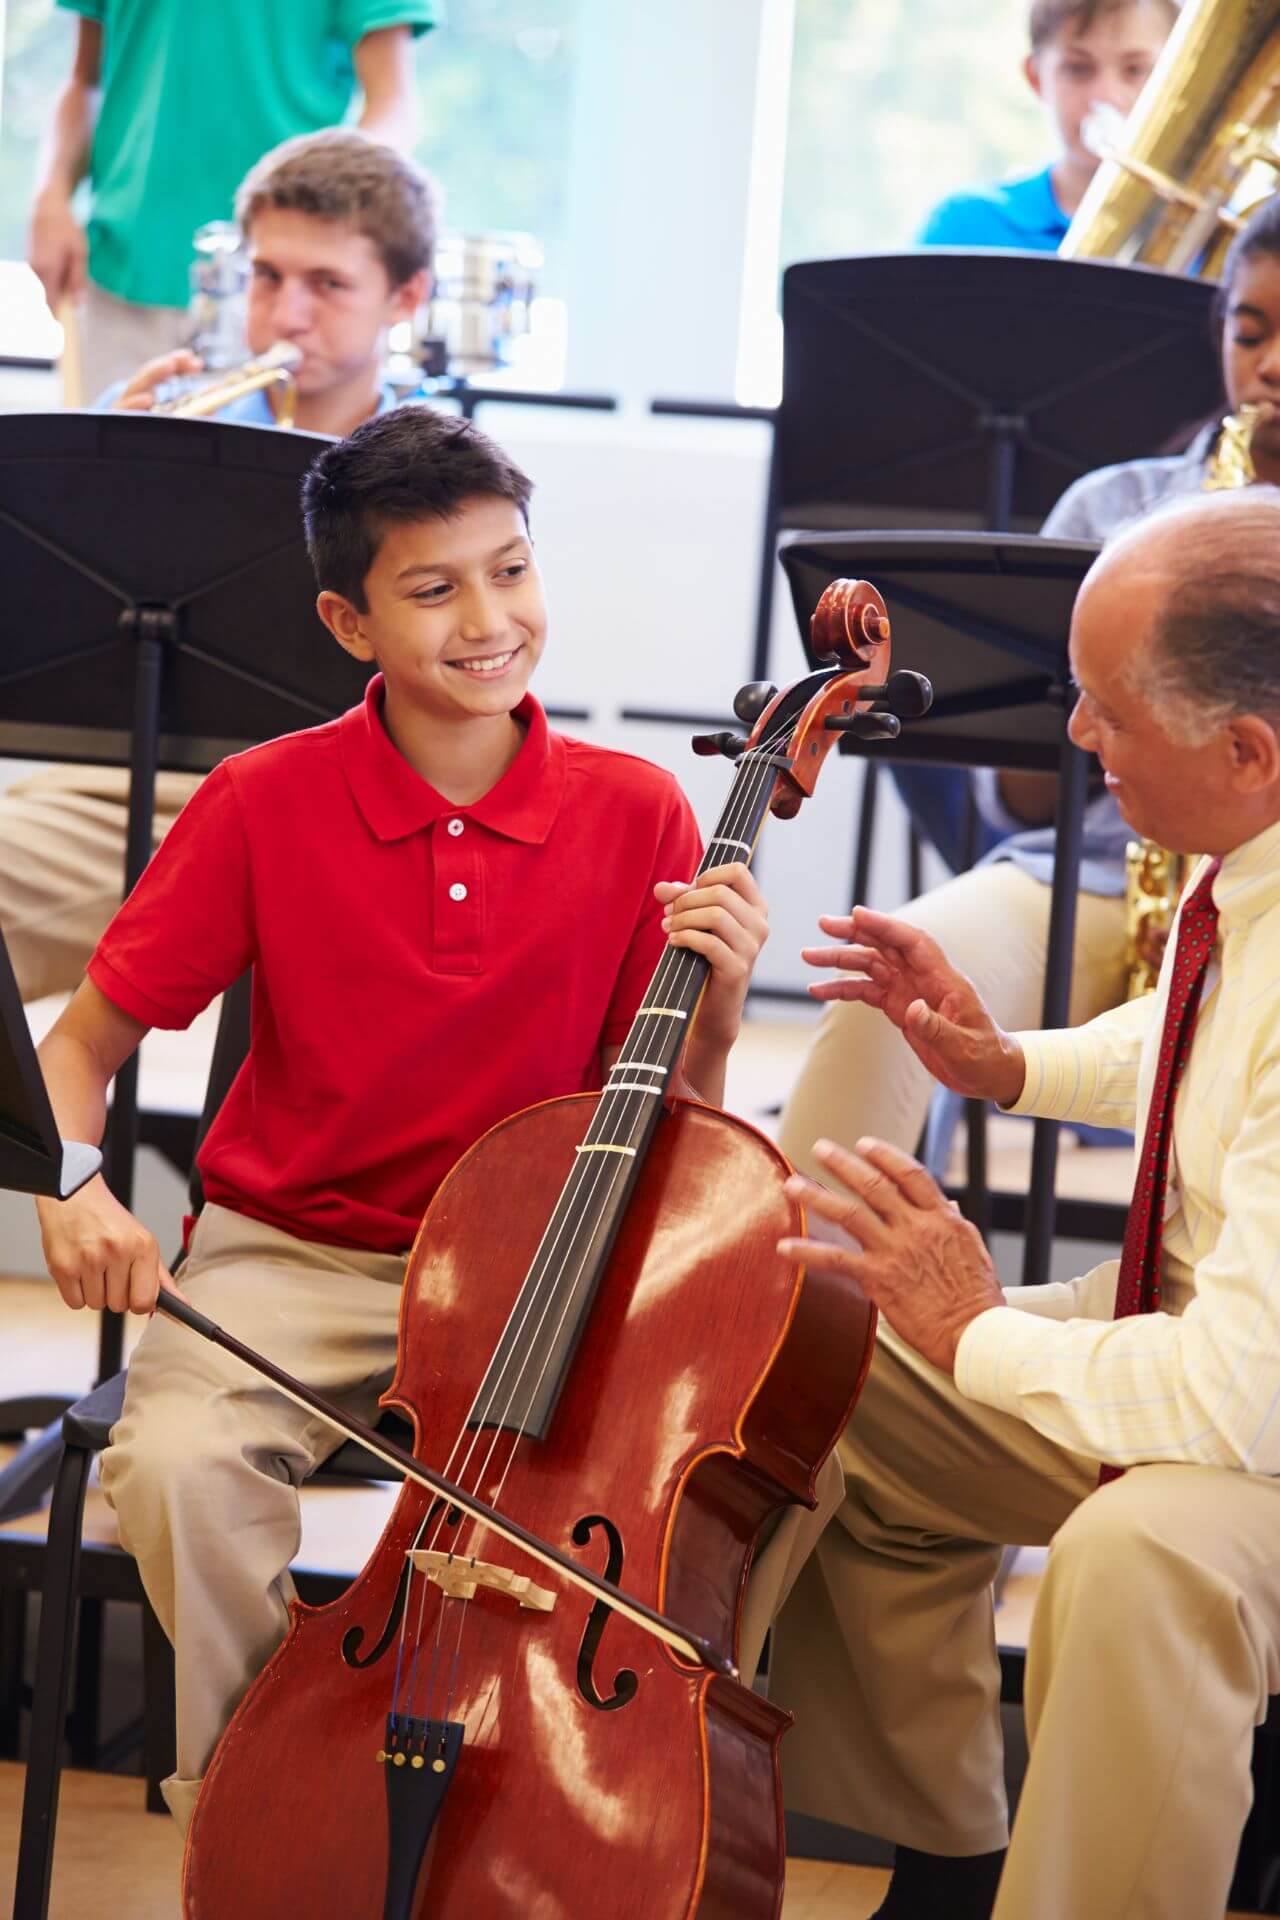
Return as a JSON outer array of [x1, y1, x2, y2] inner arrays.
[[179, 579, 909, 1919], [184, 1099, 874, 1917]]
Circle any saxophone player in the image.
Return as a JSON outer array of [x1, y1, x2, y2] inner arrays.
[[776, 191, 1280, 1190]]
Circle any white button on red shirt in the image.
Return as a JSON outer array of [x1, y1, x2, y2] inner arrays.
[[447, 819, 464, 836], [448, 883, 468, 901]]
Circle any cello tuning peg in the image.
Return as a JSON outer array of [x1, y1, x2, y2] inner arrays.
[[824, 712, 902, 742], [732, 681, 778, 725], [691, 730, 748, 760]]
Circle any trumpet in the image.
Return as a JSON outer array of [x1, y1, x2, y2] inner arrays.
[[155, 340, 303, 428]]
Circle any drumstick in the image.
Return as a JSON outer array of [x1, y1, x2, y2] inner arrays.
[[58, 295, 83, 408]]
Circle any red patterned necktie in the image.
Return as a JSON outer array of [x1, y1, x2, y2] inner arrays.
[[1098, 856, 1222, 1486]]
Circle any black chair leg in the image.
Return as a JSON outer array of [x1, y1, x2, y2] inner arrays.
[[68, 1595, 105, 1766], [141, 1594, 176, 1814], [0, 1584, 27, 1757], [13, 1441, 92, 1920], [0, 1421, 67, 1525]]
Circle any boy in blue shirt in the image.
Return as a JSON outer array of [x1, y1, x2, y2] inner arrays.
[[919, 0, 1175, 252]]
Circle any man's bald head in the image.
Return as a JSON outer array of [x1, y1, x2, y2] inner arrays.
[[1068, 487, 1280, 854], [1091, 487, 1280, 744]]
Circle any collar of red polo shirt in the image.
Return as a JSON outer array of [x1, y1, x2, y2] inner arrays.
[[339, 674, 567, 844]]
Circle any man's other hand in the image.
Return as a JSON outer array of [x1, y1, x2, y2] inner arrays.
[[778, 1137, 1005, 1374], [801, 906, 1026, 1107]]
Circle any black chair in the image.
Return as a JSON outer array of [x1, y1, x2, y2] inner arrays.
[[10, 971, 414, 1920]]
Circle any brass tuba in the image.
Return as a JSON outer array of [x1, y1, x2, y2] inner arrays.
[[1060, 0, 1280, 278]]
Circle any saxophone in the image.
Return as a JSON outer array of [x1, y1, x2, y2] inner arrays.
[[1122, 403, 1260, 997]]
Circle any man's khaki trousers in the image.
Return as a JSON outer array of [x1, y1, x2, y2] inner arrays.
[[756, 1296, 1280, 1920]]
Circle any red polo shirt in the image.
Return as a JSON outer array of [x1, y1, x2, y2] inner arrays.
[[88, 678, 703, 1251]]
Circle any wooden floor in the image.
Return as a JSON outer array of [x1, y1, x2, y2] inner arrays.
[[0, 1764, 891, 1918]]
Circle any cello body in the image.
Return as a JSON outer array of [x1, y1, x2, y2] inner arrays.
[[182, 1094, 875, 1918]]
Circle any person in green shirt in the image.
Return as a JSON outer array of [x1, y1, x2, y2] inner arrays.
[[26, 0, 439, 399]]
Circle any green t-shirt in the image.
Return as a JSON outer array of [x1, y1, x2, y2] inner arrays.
[[61, 0, 439, 309]]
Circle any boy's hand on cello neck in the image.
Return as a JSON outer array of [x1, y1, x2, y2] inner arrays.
[[34, 978, 182, 1315], [654, 861, 769, 1106]]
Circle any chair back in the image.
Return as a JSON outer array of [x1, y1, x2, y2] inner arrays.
[[188, 971, 252, 1214]]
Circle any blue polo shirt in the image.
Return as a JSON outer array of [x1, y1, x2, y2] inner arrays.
[[916, 166, 1069, 253]]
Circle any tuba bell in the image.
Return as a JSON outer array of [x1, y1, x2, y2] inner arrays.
[[1060, 0, 1280, 278]]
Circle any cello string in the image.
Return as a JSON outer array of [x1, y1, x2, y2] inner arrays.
[[424, 734, 787, 1572], [393, 717, 797, 1721], [396, 747, 783, 1728], [410, 742, 792, 1717], [432, 734, 784, 1509], [408, 730, 784, 1557]]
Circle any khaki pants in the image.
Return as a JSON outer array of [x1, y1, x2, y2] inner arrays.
[[766, 1308, 1280, 1920], [0, 766, 197, 1001], [778, 861, 1128, 1180], [99, 1204, 406, 1831]]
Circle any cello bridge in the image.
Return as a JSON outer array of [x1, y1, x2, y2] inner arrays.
[[408, 1548, 556, 1613]]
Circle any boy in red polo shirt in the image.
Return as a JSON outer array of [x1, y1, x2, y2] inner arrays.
[[34, 406, 769, 1831]]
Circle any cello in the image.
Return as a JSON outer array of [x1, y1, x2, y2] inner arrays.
[[157, 577, 929, 1918]]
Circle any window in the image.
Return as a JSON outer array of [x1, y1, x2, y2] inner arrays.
[[781, 0, 1046, 267]]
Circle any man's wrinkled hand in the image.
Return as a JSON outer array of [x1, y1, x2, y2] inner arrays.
[[801, 906, 1026, 1107], [778, 1136, 1005, 1374]]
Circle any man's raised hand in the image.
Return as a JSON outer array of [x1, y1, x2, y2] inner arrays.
[[802, 906, 1026, 1107]]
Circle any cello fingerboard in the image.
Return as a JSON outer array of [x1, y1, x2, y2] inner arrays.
[[465, 736, 789, 1441]]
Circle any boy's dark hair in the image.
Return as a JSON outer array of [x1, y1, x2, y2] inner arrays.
[[1028, 0, 1177, 52], [302, 406, 534, 609], [236, 128, 439, 287]]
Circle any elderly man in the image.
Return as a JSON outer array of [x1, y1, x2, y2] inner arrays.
[[763, 487, 1280, 1920]]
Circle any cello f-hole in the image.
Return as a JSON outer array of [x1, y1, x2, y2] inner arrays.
[[341, 1498, 461, 1670], [571, 1513, 639, 1712]]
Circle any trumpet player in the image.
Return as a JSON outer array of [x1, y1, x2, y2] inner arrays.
[[0, 130, 437, 1006], [27, 2, 435, 399]]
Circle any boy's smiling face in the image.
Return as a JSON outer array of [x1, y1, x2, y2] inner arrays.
[[319, 495, 547, 721]]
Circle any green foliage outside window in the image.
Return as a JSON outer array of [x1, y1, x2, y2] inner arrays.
[[782, 0, 1047, 267]]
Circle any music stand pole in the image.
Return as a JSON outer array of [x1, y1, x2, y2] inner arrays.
[[95, 610, 168, 1380]]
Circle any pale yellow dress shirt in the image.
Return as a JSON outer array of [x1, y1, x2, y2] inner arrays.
[[955, 815, 1280, 1471]]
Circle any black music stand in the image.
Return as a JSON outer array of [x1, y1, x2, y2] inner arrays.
[[0, 923, 100, 1203], [663, 253, 1217, 683], [0, 912, 102, 1523], [779, 529, 1103, 1291]]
